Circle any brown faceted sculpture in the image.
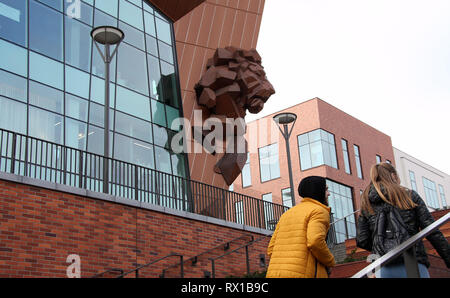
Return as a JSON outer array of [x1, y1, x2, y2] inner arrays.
[[194, 47, 275, 185]]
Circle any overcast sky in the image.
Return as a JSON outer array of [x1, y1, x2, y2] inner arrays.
[[248, 0, 450, 175]]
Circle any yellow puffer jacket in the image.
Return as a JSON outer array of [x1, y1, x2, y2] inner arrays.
[[266, 198, 335, 278]]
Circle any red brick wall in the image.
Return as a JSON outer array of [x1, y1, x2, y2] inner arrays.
[[0, 179, 270, 278]]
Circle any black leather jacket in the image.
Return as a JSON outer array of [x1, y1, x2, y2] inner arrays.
[[356, 186, 450, 268]]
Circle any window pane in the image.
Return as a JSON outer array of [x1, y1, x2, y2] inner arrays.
[[310, 140, 323, 167], [165, 105, 180, 130], [158, 40, 173, 64], [114, 133, 154, 168], [65, 17, 92, 72], [29, 51, 64, 89], [87, 124, 111, 155], [115, 111, 152, 143], [154, 146, 171, 174], [0, 0, 27, 46], [299, 145, 311, 170], [0, 39, 27, 76], [148, 54, 162, 100], [119, 21, 145, 50], [94, 8, 117, 27], [64, 0, 93, 26], [155, 17, 171, 45], [152, 124, 171, 148], [242, 163, 251, 187], [146, 35, 158, 56], [309, 129, 320, 142], [88, 102, 113, 128], [95, 0, 118, 17], [29, 0, 63, 60], [160, 61, 179, 108], [65, 66, 90, 99], [65, 117, 87, 150], [29, 107, 63, 144], [171, 153, 186, 177], [90, 75, 115, 107], [144, 11, 156, 36], [117, 43, 149, 95], [66, 94, 88, 122], [151, 99, 166, 127], [116, 86, 150, 121], [0, 96, 26, 133], [119, 0, 143, 30], [29, 81, 64, 114], [298, 134, 309, 146], [0, 69, 27, 102]]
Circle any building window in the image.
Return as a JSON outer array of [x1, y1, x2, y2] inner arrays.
[[298, 129, 338, 171], [422, 177, 439, 209], [438, 185, 447, 208], [281, 188, 293, 208], [353, 144, 363, 179], [0, 0, 188, 181], [241, 153, 252, 187], [235, 201, 244, 225], [376, 155, 381, 164], [409, 170, 417, 192], [341, 139, 351, 174], [258, 143, 280, 182], [327, 180, 356, 243]]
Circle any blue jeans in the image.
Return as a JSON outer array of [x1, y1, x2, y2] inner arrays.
[[380, 263, 430, 278]]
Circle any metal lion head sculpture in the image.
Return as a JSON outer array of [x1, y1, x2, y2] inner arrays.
[[194, 47, 275, 185]]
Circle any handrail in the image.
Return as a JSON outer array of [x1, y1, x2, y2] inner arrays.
[[117, 253, 184, 278], [352, 212, 450, 278], [208, 234, 272, 278], [91, 268, 124, 278], [330, 210, 360, 226], [161, 234, 254, 277]]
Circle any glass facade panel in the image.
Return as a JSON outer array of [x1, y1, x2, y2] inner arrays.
[[0, 0, 27, 46], [354, 144, 363, 179], [29, 106, 63, 144], [0, 0, 187, 181], [438, 185, 447, 208], [117, 42, 148, 95], [29, 51, 64, 89], [114, 133, 154, 168], [66, 94, 88, 122], [119, 0, 143, 30], [115, 111, 152, 143], [409, 170, 417, 192], [116, 86, 150, 121], [65, 66, 90, 99], [29, 81, 63, 114], [241, 153, 251, 187], [0, 69, 27, 102], [0, 96, 26, 133], [281, 188, 292, 208], [422, 177, 439, 209], [65, 117, 87, 150], [155, 17, 171, 45], [341, 139, 351, 174], [29, 0, 63, 61], [65, 16, 92, 72], [0, 39, 27, 76]]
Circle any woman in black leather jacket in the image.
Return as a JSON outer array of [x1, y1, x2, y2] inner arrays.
[[356, 163, 450, 278]]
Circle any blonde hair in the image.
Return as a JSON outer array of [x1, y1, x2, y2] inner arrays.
[[361, 162, 417, 214]]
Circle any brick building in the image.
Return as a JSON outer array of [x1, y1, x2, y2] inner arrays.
[[232, 97, 395, 243]]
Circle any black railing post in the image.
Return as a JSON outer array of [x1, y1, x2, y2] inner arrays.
[[344, 217, 349, 240], [10, 133, 16, 174], [134, 165, 139, 201], [79, 151, 83, 188], [403, 246, 420, 278]]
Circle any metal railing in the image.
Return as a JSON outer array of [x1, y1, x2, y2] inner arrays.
[[352, 212, 450, 278], [208, 234, 271, 278], [116, 253, 184, 278], [0, 128, 288, 230], [91, 268, 124, 278], [327, 210, 359, 247]]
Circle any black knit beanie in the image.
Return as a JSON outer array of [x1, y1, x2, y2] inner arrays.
[[298, 176, 327, 205]]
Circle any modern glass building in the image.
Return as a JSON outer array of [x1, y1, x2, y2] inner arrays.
[[0, 0, 188, 179]]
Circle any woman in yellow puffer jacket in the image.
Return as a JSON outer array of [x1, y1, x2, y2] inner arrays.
[[266, 176, 335, 278]]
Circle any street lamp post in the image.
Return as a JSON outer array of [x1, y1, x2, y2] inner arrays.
[[273, 112, 297, 207], [91, 26, 124, 193]]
